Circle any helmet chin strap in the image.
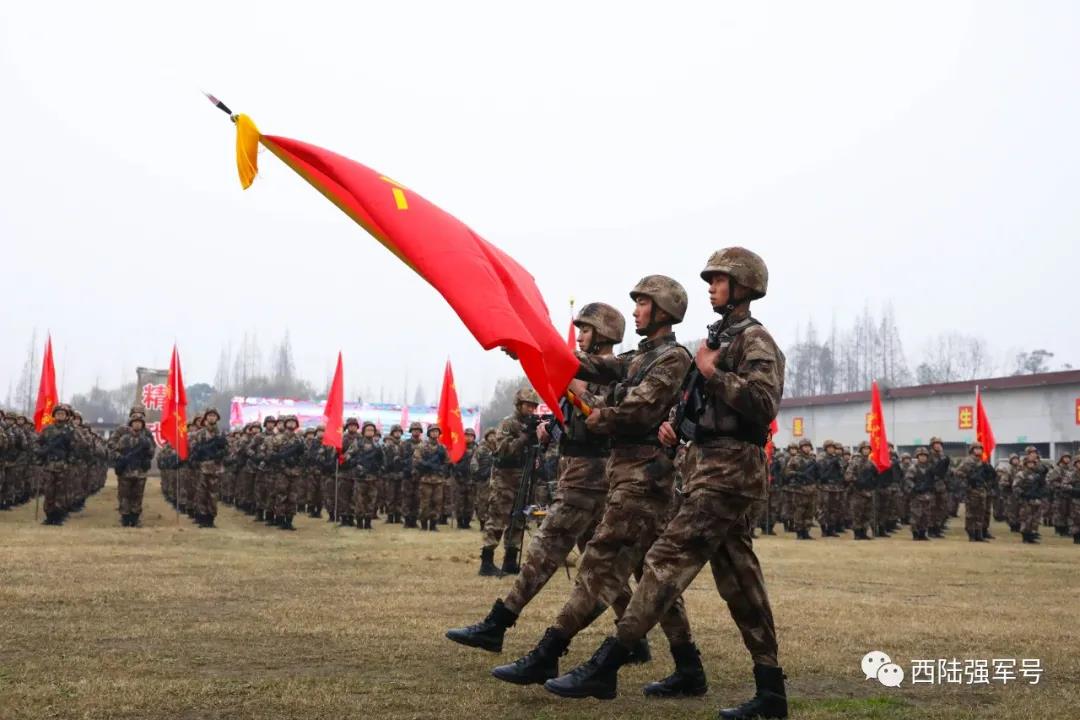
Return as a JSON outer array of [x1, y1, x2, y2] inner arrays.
[[636, 304, 667, 336], [714, 281, 746, 316]]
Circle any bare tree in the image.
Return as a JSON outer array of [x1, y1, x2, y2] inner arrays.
[[1013, 349, 1054, 375]]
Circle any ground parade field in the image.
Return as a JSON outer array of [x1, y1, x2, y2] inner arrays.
[[1, 474, 1077, 720]]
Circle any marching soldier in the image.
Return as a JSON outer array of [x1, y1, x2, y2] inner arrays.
[[497, 276, 699, 699], [1068, 456, 1080, 544], [113, 406, 155, 527], [846, 441, 876, 540], [253, 416, 277, 523], [928, 436, 950, 537], [1047, 452, 1073, 536], [335, 418, 361, 525], [817, 440, 845, 537], [481, 387, 542, 575]]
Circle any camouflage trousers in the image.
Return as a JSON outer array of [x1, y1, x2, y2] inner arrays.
[[482, 474, 520, 550], [41, 467, 65, 515], [117, 475, 147, 515], [779, 486, 794, 522], [219, 470, 233, 501], [553, 488, 692, 646], [475, 482, 490, 525], [992, 492, 1006, 521], [454, 478, 476, 521], [964, 488, 987, 534], [418, 477, 444, 522], [1070, 500, 1080, 535], [332, 476, 356, 518], [909, 493, 932, 533], [354, 477, 378, 520], [274, 471, 301, 518], [1051, 492, 1071, 528], [195, 471, 220, 517], [179, 467, 195, 509], [819, 488, 846, 528], [504, 484, 610, 615], [932, 486, 949, 528], [849, 489, 873, 532], [1005, 493, 1019, 526], [305, 472, 322, 510], [614, 487, 776, 666], [792, 485, 816, 531], [1018, 499, 1041, 533], [255, 471, 275, 512], [402, 476, 419, 520], [383, 476, 402, 515]]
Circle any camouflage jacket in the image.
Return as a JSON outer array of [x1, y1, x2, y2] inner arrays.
[[493, 413, 533, 469], [413, 438, 450, 480], [344, 436, 384, 477], [113, 427, 155, 478], [472, 441, 496, 483], [381, 436, 405, 478], [35, 422, 76, 467], [453, 444, 476, 482]]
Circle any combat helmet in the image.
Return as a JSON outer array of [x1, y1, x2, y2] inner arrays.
[[129, 405, 147, 420], [630, 275, 687, 325], [362, 421, 377, 433], [700, 247, 769, 300], [915, 447, 929, 458], [858, 441, 871, 452], [799, 438, 814, 450], [390, 423, 403, 434], [427, 423, 441, 435], [574, 302, 626, 345], [408, 421, 423, 433], [514, 387, 540, 406], [345, 417, 360, 429]]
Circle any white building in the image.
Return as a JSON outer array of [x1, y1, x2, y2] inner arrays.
[[776, 370, 1080, 462]]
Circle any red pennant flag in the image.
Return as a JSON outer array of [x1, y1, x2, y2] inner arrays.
[[226, 115, 576, 421], [975, 386, 995, 462], [765, 418, 779, 466], [437, 359, 467, 463], [322, 352, 345, 462], [566, 303, 577, 351], [867, 380, 891, 473], [160, 345, 189, 460], [33, 336, 59, 432]]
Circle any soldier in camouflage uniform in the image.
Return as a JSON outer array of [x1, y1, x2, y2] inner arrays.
[[785, 439, 817, 540], [0, 412, 15, 510], [381, 424, 405, 524], [1015, 455, 1048, 543], [270, 415, 305, 530], [845, 441, 875, 540], [928, 436, 950, 537], [113, 406, 155, 527], [1047, 452, 1073, 536], [35, 404, 76, 525], [816, 440, 845, 537], [452, 428, 478, 529], [1068, 456, 1080, 544], [347, 421, 384, 529], [251, 416, 276, 522], [497, 276, 701, 698], [333, 418, 361, 525], [449, 303, 659, 679], [542, 249, 788, 719], [955, 442, 994, 541], [481, 388, 542, 575], [413, 424, 450, 531], [473, 428, 497, 529], [234, 423, 259, 514], [906, 447, 935, 540], [400, 421, 425, 528], [191, 408, 228, 528]]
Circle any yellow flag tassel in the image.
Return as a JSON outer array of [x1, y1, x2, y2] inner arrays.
[[234, 113, 261, 189]]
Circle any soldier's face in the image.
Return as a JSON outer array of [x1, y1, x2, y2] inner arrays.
[[363, 427, 375, 439], [917, 455, 928, 465], [1010, 458, 1019, 466], [428, 430, 441, 441], [206, 415, 218, 426], [800, 446, 812, 456], [706, 273, 731, 308], [131, 420, 144, 431], [861, 448, 870, 457], [411, 430, 422, 439], [577, 325, 594, 352], [518, 402, 538, 416], [54, 411, 68, 423], [632, 297, 653, 331], [391, 431, 402, 439]]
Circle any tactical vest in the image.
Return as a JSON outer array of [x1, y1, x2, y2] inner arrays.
[[611, 337, 691, 447]]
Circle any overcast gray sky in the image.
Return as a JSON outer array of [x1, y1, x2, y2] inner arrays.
[[2, 1, 1078, 406]]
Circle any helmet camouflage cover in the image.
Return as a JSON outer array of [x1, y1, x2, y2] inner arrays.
[[574, 302, 626, 344], [700, 247, 769, 299], [514, 387, 541, 405], [409, 421, 423, 433], [629, 275, 688, 324]]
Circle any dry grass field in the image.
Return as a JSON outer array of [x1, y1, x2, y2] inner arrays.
[[1, 474, 1077, 720]]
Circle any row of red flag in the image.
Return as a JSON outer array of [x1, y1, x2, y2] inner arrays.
[[32, 339, 468, 464]]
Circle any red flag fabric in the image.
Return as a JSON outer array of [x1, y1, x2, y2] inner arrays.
[[566, 315, 577, 351], [765, 418, 779, 466], [33, 336, 59, 432], [237, 123, 576, 421], [322, 352, 345, 461], [400, 403, 409, 430], [867, 380, 891, 473], [975, 386, 996, 462], [437, 360, 467, 463], [160, 346, 189, 460]]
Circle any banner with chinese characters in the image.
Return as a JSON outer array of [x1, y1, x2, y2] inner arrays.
[[135, 366, 170, 446], [229, 397, 482, 435], [958, 405, 974, 430], [1075, 398, 1080, 426], [792, 417, 804, 437]]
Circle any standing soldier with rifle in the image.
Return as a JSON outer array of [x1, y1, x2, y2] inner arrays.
[[381, 424, 405, 524], [540, 249, 789, 719], [472, 428, 497, 530], [400, 421, 425, 528], [956, 442, 995, 542], [414, 424, 450, 531], [817, 440, 845, 537], [35, 404, 77, 526], [449, 303, 656, 673], [192, 408, 228, 529], [347, 421, 385, 530], [479, 387, 541, 576], [271, 415, 305, 531], [494, 277, 702, 699], [1015, 455, 1048, 544], [785, 439, 817, 540], [928, 436, 951, 537], [113, 406, 155, 527], [846, 441, 876, 540], [906, 447, 936, 540], [452, 428, 478, 529]]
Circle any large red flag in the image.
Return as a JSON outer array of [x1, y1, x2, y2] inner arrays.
[[867, 380, 891, 473], [765, 418, 779, 466], [33, 336, 59, 432], [322, 352, 345, 461], [975, 386, 995, 462], [224, 114, 576, 421], [437, 360, 467, 463], [160, 346, 189, 460]]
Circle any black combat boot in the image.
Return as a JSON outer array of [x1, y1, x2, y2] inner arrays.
[[479, 547, 501, 577], [983, 528, 994, 540], [852, 528, 867, 540], [446, 599, 519, 652], [1022, 531, 1039, 544], [501, 548, 521, 575], [968, 530, 985, 542], [200, 514, 216, 529], [1056, 525, 1069, 536], [429, 519, 438, 532], [119, 513, 130, 527], [765, 522, 776, 535], [420, 518, 429, 530], [309, 506, 321, 518], [366, 517, 374, 529], [130, 513, 141, 528], [492, 627, 570, 685], [1073, 532, 1080, 544], [404, 516, 417, 528], [544, 636, 631, 700], [279, 515, 295, 531], [462, 517, 472, 529], [440, 514, 449, 525], [642, 642, 708, 697], [1009, 522, 1020, 532], [718, 664, 788, 719], [254, 509, 264, 522]]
